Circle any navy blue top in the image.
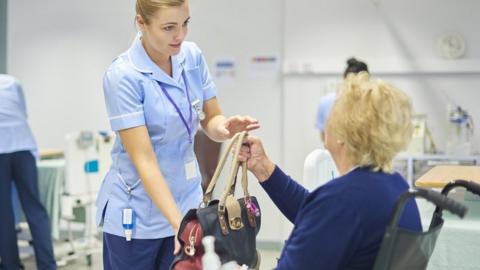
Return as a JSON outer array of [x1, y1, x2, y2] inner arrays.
[[261, 166, 422, 270]]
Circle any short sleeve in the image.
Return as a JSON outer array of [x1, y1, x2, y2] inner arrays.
[[195, 46, 217, 101], [103, 67, 145, 131]]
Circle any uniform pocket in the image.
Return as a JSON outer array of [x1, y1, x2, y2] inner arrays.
[[95, 182, 112, 227], [96, 169, 116, 226]]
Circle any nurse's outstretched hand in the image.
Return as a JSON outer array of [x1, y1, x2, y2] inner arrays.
[[238, 136, 275, 183], [218, 115, 260, 139]]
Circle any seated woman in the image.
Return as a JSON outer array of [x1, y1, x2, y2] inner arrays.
[[239, 72, 422, 269]]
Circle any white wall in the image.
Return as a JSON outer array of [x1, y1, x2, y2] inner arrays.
[[283, 0, 480, 181], [8, 0, 137, 148], [188, 0, 285, 242]]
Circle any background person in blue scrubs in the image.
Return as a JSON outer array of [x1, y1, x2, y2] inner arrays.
[[96, 0, 260, 269], [315, 58, 369, 143], [239, 72, 421, 269], [0, 74, 56, 270]]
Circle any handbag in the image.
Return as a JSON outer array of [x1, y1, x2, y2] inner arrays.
[[171, 131, 261, 269]]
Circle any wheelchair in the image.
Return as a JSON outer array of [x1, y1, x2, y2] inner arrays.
[[373, 180, 480, 270]]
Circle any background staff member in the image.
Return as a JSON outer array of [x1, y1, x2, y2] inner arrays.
[[96, 0, 259, 269], [315, 58, 369, 142], [0, 74, 56, 270]]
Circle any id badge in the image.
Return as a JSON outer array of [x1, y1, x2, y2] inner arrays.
[[122, 208, 136, 241], [122, 208, 135, 228], [191, 99, 205, 120], [185, 160, 198, 180]]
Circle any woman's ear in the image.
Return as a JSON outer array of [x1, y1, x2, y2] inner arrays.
[[136, 14, 146, 31]]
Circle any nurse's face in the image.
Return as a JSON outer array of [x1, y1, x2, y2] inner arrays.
[[137, 2, 190, 58]]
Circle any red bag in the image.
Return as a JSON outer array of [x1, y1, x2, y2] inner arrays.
[[174, 219, 204, 269]]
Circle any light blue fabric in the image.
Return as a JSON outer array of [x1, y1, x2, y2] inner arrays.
[[0, 74, 37, 154], [96, 33, 217, 239], [315, 92, 337, 132]]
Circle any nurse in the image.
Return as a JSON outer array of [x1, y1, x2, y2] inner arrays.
[[0, 74, 56, 270], [315, 58, 369, 142], [96, 0, 260, 269]]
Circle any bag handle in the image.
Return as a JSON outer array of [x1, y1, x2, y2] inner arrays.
[[203, 131, 247, 206], [218, 132, 251, 208], [235, 161, 258, 228], [201, 132, 254, 234], [216, 132, 250, 234], [226, 160, 249, 198]]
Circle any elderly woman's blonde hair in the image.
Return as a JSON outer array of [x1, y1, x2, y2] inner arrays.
[[327, 72, 413, 173]]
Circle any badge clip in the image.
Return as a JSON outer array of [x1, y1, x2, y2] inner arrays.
[[191, 99, 205, 120]]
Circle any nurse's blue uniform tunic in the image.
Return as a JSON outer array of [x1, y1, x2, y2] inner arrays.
[[96, 34, 217, 239]]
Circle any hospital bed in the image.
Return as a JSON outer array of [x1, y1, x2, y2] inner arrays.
[[55, 130, 114, 266], [302, 148, 338, 191]]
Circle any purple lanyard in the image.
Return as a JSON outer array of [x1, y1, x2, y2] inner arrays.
[[157, 73, 193, 143]]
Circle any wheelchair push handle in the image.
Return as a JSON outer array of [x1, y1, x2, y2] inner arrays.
[[463, 181, 480, 196], [423, 189, 468, 218], [441, 180, 480, 197], [389, 188, 468, 229]]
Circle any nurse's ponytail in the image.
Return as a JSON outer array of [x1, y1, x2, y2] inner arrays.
[[136, 0, 186, 24]]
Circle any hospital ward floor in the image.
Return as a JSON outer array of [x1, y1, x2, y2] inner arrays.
[[15, 221, 281, 269], [21, 246, 281, 269]]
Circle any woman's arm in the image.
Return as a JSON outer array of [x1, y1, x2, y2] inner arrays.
[[239, 136, 310, 222], [260, 166, 310, 223], [118, 126, 182, 249], [200, 98, 226, 142], [276, 195, 362, 269], [200, 98, 260, 142]]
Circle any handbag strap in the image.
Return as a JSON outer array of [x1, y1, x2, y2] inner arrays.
[[217, 132, 248, 235], [203, 131, 246, 205], [227, 160, 249, 198], [202, 131, 257, 235], [227, 162, 257, 229], [221, 134, 251, 202]]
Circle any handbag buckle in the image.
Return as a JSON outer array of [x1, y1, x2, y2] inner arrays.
[[229, 217, 244, 230], [184, 245, 195, 256]]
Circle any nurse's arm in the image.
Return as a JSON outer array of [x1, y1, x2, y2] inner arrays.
[[118, 126, 182, 229], [201, 98, 260, 142], [201, 98, 227, 142]]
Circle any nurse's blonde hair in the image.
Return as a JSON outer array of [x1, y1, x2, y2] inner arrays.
[[136, 0, 186, 24], [327, 72, 413, 173]]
